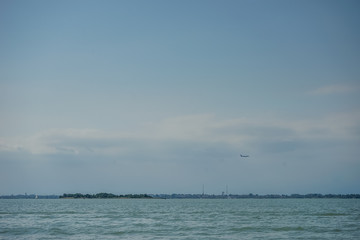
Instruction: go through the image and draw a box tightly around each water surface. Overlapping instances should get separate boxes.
[1,198,359,239]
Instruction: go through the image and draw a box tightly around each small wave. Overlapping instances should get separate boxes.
[229,226,261,232]
[109,231,126,236]
[49,227,73,236]
[14,211,78,215]
[230,226,305,233]
[0,229,10,234]
[272,226,305,232]
[316,213,348,216]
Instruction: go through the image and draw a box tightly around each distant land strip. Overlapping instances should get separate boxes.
[1,193,360,199]
[60,193,152,199]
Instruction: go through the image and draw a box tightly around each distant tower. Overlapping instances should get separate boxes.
[226,185,229,198]
[202,184,205,196]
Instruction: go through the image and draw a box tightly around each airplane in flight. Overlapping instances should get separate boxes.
[240,154,249,157]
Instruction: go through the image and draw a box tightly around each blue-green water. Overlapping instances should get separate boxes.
[1,199,359,239]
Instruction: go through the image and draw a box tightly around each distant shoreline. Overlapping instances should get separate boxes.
[59,193,153,199]
[1,193,360,199]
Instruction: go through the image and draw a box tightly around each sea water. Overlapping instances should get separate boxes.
[0,198,359,239]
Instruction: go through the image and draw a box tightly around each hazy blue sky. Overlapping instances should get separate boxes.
[1,0,360,195]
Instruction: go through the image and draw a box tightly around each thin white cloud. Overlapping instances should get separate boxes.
[308,84,357,95]
[1,112,359,157]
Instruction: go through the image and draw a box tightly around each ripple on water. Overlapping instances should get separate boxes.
[1,199,360,239]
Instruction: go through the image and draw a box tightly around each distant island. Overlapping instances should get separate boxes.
[1,193,360,199]
[60,193,152,199]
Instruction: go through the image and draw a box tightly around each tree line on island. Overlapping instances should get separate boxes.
[60,193,152,199]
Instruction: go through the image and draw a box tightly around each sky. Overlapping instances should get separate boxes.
[1,0,360,195]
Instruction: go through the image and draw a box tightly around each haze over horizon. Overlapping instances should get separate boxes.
[1,0,360,195]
